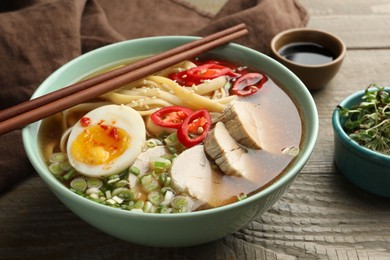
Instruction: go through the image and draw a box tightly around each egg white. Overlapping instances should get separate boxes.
[66,104,146,177]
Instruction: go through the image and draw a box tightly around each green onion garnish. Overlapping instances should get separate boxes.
[129,165,140,176]
[63,169,75,180]
[70,178,87,192]
[87,178,103,189]
[115,180,128,187]
[164,132,178,146]
[146,139,157,148]
[134,200,144,209]
[49,152,67,163]
[112,187,134,201]
[171,196,188,210]
[48,162,63,175]
[107,174,120,184]
[59,161,72,171]
[148,191,162,206]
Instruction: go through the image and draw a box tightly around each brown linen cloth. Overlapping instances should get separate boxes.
[0,0,308,192]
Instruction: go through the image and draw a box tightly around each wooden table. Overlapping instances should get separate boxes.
[1,0,390,259]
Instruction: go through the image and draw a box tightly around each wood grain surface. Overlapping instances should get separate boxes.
[1,0,390,259]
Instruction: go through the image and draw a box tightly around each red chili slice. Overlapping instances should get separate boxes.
[169,63,237,86]
[150,106,194,129]
[80,117,91,127]
[177,109,212,148]
[231,73,268,97]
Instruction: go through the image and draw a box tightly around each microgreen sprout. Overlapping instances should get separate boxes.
[337,83,390,155]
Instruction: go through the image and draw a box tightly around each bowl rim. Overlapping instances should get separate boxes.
[23,35,319,219]
[332,86,390,162]
[270,28,347,69]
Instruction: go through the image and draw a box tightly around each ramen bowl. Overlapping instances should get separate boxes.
[270,28,346,91]
[23,36,318,247]
[332,88,390,198]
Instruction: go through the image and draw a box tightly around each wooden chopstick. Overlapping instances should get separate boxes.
[0,24,248,135]
[0,23,246,123]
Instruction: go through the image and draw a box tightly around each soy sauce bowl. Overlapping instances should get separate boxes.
[332,88,390,198]
[270,28,346,91]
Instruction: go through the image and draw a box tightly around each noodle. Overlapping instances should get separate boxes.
[145,76,226,112]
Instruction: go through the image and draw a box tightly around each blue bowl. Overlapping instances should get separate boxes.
[332,87,390,198]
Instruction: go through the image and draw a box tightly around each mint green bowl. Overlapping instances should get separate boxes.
[333,88,390,198]
[22,36,318,247]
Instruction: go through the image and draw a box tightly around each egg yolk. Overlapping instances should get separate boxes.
[70,124,130,165]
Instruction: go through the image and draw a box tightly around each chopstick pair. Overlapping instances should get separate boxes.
[0,23,248,136]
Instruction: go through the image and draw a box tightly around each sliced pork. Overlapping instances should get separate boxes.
[219,101,262,149]
[204,122,247,177]
[170,145,245,208]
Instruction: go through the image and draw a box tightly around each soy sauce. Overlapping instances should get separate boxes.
[279,42,334,65]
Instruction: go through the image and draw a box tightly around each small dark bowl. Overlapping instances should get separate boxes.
[270,28,346,91]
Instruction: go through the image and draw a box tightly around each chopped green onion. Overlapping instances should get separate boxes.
[112,187,134,201]
[237,193,247,201]
[146,139,158,148]
[160,186,174,194]
[141,174,152,186]
[149,157,172,171]
[109,174,119,180]
[49,153,67,163]
[70,188,86,196]
[63,169,75,180]
[164,132,178,146]
[129,165,140,176]
[59,161,72,171]
[164,176,171,187]
[105,190,112,199]
[171,196,188,210]
[70,178,87,192]
[148,191,162,206]
[118,169,128,179]
[161,190,174,206]
[134,200,144,209]
[159,174,172,187]
[107,174,120,184]
[86,187,101,196]
[127,201,135,208]
[143,201,153,213]
[128,173,137,188]
[143,179,159,192]
[167,146,177,154]
[89,193,100,200]
[106,199,116,205]
[115,180,128,187]
[112,195,124,204]
[87,178,103,189]
[48,162,63,175]
[159,206,171,214]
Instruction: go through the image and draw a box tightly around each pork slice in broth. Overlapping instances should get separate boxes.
[171,145,214,202]
[219,101,262,149]
[204,122,247,177]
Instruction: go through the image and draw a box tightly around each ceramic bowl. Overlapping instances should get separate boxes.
[270,28,346,91]
[23,36,319,247]
[332,87,390,198]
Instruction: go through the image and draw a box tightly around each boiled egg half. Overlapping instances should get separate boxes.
[66,105,146,177]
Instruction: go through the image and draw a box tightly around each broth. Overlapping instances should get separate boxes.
[38,58,303,212]
[279,42,334,65]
